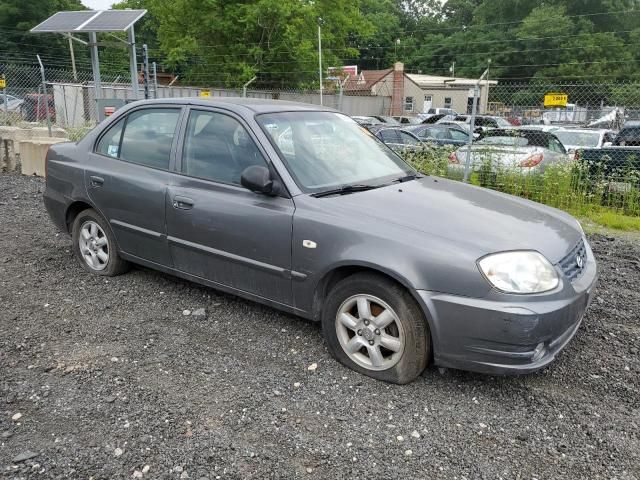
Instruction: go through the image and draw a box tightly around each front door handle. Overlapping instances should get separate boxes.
[173,196,194,210]
[89,175,104,187]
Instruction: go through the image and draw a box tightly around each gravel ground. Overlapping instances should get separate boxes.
[1,171,639,480]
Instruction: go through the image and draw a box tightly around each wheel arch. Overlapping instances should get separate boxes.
[65,200,95,233]
[311,262,431,326]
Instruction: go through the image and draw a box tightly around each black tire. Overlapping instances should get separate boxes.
[71,208,130,276]
[321,273,430,384]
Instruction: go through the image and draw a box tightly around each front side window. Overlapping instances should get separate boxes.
[399,131,420,146]
[449,129,468,141]
[258,111,413,193]
[182,110,267,185]
[119,108,180,169]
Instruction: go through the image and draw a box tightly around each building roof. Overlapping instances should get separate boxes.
[407,73,498,87]
[344,68,393,91]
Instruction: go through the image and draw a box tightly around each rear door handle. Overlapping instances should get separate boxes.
[173,196,194,210]
[89,176,104,187]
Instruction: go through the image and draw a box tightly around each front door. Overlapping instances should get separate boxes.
[86,106,182,266]
[166,108,295,306]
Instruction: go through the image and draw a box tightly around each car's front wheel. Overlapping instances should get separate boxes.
[322,273,430,384]
[71,208,130,276]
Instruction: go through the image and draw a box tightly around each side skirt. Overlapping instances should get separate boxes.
[119,251,313,320]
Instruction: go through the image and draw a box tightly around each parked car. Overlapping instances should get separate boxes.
[371,126,425,153]
[392,115,421,125]
[44,98,596,384]
[452,128,569,173]
[0,94,24,112]
[454,115,513,129]
[427,108,458,116]
[21,93,55,122]
[371,115,400,125]
[404,124,470,147]
[575,122,640,188]
[553,128,617,154]
[351,115,383,126]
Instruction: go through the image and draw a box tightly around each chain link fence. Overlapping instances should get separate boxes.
[2,61,639,218]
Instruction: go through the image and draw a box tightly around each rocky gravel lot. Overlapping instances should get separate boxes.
[1,171,639,479]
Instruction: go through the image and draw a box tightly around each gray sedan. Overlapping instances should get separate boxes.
[43,98,597,384]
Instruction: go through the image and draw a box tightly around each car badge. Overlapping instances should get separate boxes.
[576,254,584,269]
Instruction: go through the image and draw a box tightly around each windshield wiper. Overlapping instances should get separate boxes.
[392,173,422,183]
[311,184,380,198]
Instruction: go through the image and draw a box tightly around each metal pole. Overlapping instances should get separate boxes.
[152,61,158,99]
[317,20,323,106]
[2,75,7,114]
[463,68,489,183]
[127,26,139,99]
[142,44,150,100]
[242,76,257,97]
[338,74,349,112]
[88,32,102,100]
[68,36,78,82]
[36,55,52,137]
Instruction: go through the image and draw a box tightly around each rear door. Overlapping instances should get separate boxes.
[165,107,295,305]
[85,106,182,266]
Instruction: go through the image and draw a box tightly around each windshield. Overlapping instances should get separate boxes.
[257,111,414,192]
[555,130,600,147]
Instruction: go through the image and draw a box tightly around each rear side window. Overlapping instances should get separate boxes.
[379,130,400,143]
[119,108,180,169]
[96,117,125,158]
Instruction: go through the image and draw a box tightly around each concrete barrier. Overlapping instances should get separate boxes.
[0,125,67,172]
[19,137,69,177]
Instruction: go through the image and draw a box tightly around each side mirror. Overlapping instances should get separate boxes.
[240,165,280,195]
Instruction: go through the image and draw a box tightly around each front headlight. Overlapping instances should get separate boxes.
[478,251,559,294]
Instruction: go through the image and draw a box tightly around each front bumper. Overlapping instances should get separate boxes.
[417,238,598,375]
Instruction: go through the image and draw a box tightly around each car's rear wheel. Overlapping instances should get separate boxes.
[71,209,130,276]
[322,273,430,384]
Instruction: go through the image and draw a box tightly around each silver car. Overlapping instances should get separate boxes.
[452,129,569,173]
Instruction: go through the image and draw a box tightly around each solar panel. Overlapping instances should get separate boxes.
[30,11,97,33]
[80,10,146,32]
[30,9,146,33]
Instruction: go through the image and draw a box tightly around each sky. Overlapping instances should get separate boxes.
[82,0,114,10]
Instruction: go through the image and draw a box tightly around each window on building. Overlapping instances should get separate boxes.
[444,97,452,109]
[404,96,414,112]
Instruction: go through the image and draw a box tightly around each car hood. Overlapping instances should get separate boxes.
[322,176,581,263]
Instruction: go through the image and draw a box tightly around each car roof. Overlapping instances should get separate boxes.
[124,97,337,114]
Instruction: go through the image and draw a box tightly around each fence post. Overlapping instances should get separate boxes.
[152,62,158,99]
[2,74,7,114]
[36,55,52,137]
[142,44,150,100]
[462,85,479,183]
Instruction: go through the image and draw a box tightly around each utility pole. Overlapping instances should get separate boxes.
[318,17,323,106]
[450,61,455,78]
[395,38,400,60]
